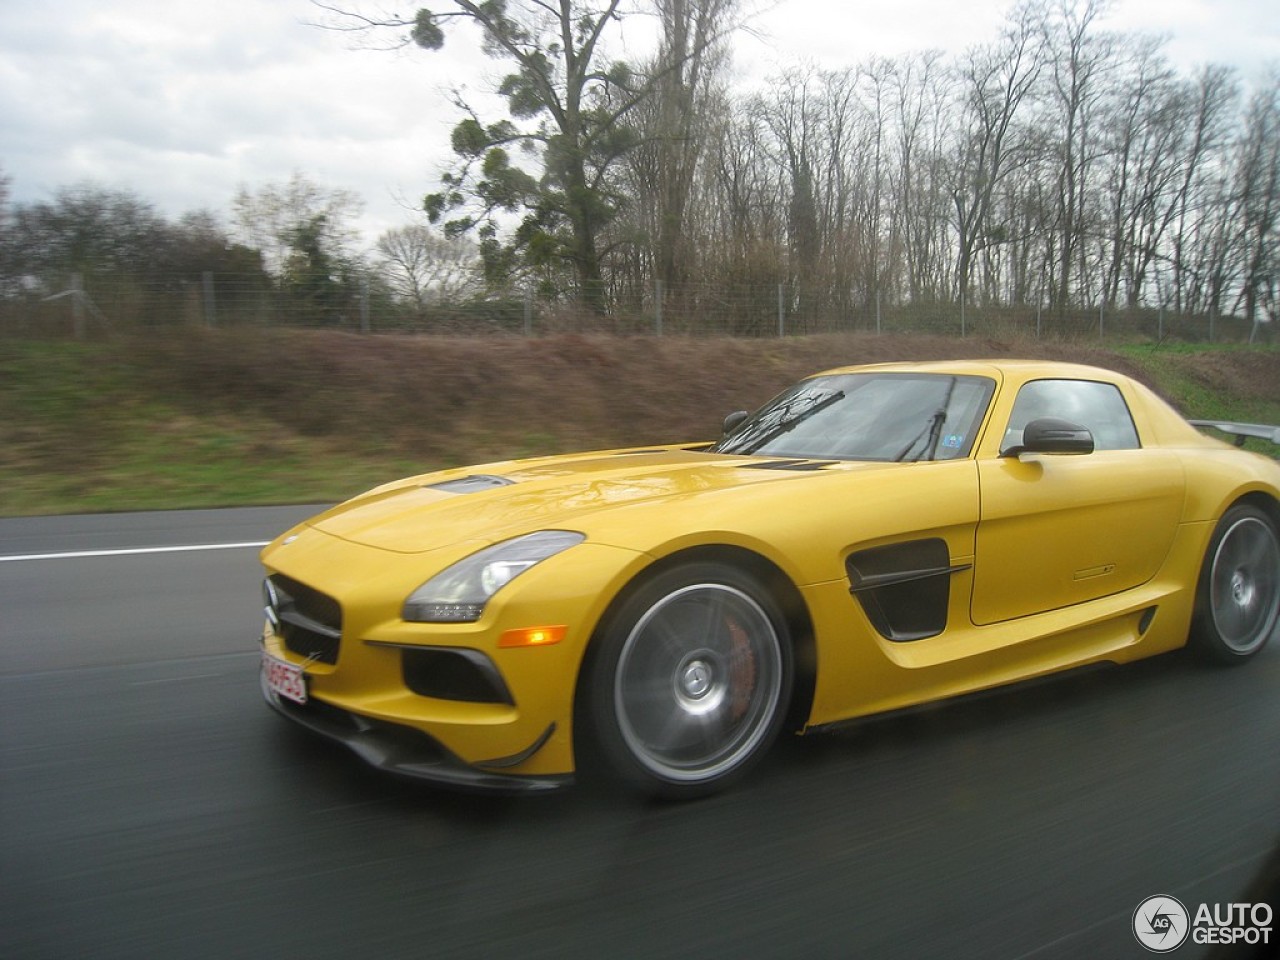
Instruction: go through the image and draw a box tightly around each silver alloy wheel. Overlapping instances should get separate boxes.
[612,582,785,783]
[1208,514,1280,654]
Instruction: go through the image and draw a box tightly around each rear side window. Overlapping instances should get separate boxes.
[1005,379,1140,451]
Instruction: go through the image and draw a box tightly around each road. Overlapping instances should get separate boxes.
[2,506,1277,959]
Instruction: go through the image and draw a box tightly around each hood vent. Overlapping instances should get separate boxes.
[742,459,834,472]
[425,474,516,495]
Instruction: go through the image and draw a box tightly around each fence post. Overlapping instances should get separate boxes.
[71,273,85,339]
[777,284,784,337]
[655,279,664,337]
[202,271,217,327]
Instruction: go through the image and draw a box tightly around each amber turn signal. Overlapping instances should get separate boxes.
[498,625,567,648]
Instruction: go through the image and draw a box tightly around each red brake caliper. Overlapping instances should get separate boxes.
[726,616,757,722]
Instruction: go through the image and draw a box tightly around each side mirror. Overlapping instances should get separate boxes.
[1002,417,1095,457]
[723,410,750,436]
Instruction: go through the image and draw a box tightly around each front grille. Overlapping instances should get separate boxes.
[265,574,342,664]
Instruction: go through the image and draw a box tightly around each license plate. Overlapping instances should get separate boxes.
[262,652,307,705]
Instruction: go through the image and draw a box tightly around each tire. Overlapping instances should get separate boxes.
[1189,504,1280,664]
[583,562,793,799]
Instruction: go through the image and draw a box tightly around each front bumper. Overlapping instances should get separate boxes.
[261,668,571,794]
[257,527,651,793]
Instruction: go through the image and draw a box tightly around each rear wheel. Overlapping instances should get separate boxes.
[584,562,793,798]
[1190,504,1280,664]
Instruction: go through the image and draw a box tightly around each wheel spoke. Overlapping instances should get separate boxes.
[645,707,698,754]
[647,608,694,662]
[622,674,676,709]
[1237,533,1264,569]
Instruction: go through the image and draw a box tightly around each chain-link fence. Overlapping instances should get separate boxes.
[1,271,1272,344]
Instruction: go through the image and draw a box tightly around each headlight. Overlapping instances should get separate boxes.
[402,530,585,623]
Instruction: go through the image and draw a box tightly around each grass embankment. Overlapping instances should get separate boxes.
[1,330,1276,516]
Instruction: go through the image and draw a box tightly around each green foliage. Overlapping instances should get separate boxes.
[230,173,364,323]
[280,214,353,324]
[411,10,443,49]
[0,183,273,318]
[498,57,554,118]
[451,118,489,157]
[412,1,640,307]
[8,185,168,283]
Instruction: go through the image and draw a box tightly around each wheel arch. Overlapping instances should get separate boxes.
[575,543,818,736]
[1198,490,1280,562]
[1233,490,1280,532]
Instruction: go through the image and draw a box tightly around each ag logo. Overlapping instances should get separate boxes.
[1133,895,1190,952]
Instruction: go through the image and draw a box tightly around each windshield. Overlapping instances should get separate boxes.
[712,373,995,462]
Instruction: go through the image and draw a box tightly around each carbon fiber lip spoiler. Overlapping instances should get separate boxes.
[1189,420,1280,446]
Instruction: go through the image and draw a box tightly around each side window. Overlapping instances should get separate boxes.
[1005,379,1140,451]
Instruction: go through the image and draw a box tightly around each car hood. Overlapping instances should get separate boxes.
[304,446,891,554]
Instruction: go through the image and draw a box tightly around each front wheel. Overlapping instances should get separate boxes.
[1190,504,1280,664]
[583,562,793,799]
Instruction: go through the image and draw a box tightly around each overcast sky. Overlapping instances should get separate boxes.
[2,0,1276,251]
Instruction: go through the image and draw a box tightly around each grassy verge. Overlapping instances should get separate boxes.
[0,339,425,514]
[1,331,1276,517]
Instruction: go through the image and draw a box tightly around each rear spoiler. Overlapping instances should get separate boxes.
[1189,420,1280,447]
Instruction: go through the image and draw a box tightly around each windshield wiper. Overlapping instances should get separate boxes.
[893,378,957,462]
[725,391,845,455]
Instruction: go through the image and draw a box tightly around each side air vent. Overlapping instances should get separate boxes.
[1138,606,1157,635]
[846,539,970,642]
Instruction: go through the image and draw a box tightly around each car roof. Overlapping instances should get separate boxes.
[812,359,1125,383]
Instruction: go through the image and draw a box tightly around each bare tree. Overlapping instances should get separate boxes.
[886,51,952,303]
[1168,66,1238,314]
[1096,35,1180,308]
[948,1,1046,306]
[231,171,363,278]
[757,66,829,321]
[375,224,480,310]
[1232,74,1280,330]
[648,0,738,291]
[1043,0,1114,317]
[693,108,788,330]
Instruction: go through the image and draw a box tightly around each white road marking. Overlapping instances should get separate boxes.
[0,541,270,563]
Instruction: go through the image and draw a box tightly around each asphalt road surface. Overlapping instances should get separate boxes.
[2,506,1278,960]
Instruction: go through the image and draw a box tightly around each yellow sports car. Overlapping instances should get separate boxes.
[259,360,1280,797]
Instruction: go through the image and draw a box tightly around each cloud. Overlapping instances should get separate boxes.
[0,0,475,244]
[1,0,1275,251]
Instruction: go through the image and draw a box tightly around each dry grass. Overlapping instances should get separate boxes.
[1,329,1275,515]
[124,328,1169,457]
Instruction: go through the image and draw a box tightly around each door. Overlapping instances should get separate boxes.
[971,379,1185,626]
